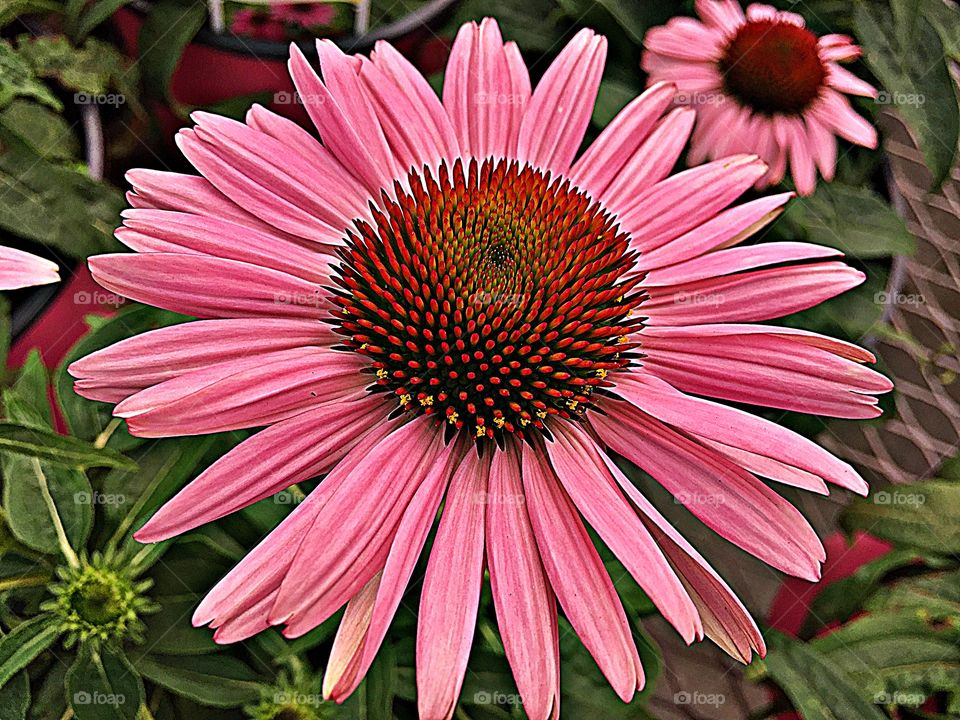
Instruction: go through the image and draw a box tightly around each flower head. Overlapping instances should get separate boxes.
[0,246,59,290]
[71,17,891,719]
[643,0,878,194]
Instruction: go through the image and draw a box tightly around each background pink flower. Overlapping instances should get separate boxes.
[642,0,879,195]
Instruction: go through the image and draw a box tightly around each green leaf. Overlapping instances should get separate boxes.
[0,423,136,470]
[812,613,960,709]
[135,654,262,708]
[5,350,53,428]
[0,128,124,259]
[138,0,205,103]
[15,35,131,97]
[451,0,565,52]
[855,1,959,188]
[592,79,641,129]
[841,481,960,555]
[75,0,135,41]
[0,670,29,720]
[0,615,60,688]
[0,100,78,161]
[591,0,649,42]
[782,181,915,258]
[140,597,217,656]
[867,568,960,621]
[761,630,886,720]
[0,41,60,110]
[67,644,144,720]
[2,453,92,554]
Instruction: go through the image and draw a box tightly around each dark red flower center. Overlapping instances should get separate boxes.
[720,20,826,115]
[330,158,644,445]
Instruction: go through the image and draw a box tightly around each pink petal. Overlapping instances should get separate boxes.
[643,17,725,61]
[517,29,607,173]
[695,0,745,33]
[546,423,702,643]
[0,246,59,290]
[114,347,367,437]
[134,394,393,541]
[591,401,825,580]
[521,444,643,701]
[89,253,329,320]
[417,448,489,720]
[810,89,878,149]
[570,82,677,199]
[69,318,333,403]
[487,443,559,720]
[826,64,877,98]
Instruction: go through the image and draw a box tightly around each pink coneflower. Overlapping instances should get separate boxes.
[70,18,891,719]
[272,2,336,29]
[642,0,878,195]
[231,8,288,42]
[0,246,59,290]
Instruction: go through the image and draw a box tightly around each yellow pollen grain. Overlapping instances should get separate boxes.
[475,424,486,437]
[400,393,412,405]
[376,368,388,379]
[419,395,434,406]
[493,416,505,428]
[447,411,459,424]
[536,409,547,419]
[596,368,608,379]
[359,343,369,351]
[519,417,530,426]
[617,335,628,344]
[566,399,579,410]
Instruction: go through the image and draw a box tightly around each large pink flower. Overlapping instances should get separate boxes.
[642,0,878,195]
[70,18,890,719]
[0,246,59,290]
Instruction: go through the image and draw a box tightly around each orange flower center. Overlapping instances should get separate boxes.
[329,158,644,445]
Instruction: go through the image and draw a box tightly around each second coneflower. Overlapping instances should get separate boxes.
[643,0,878,195]
[70,17,890,720]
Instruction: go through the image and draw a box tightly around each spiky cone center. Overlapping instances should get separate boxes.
[44,558,155,646]
[720,20,826,115]
[330,158,644,446]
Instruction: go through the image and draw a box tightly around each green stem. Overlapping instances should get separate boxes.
[0,574,50,592]
[31,458,80,568]
[93,418,122,449]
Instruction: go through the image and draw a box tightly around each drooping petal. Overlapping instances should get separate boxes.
[417,449,489,720]
[486,443,559,720]
[0,246,59,290]
[521,444,644,700]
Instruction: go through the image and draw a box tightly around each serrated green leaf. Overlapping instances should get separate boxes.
[67,644,144,720]
[842,481,960,555]
[0,100,78,161]
[134,654,263,708]
[2,453,92,554]
[15,35,130,97]
[0,423,136,470]
[782,181,915,258]
[0,615,60,688]
[763,630,886,720]
[0,41,60,110]
[0,128,124,259]
[6,350,53,428]
[855,1,959,188]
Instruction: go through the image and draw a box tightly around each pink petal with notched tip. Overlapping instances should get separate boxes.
[695,0,745,33]
[591,400,825,580]
[810,89,878,149]
[323,437,465,701]
[643,261,865,324]
[486,444,559,720]
[271,418,447,636]
[597,452,765,663]
[644,16,727,61]
[521,445,644,702]
[546,422,702,643]
[89,253,329,320]
[417,448,489,720]
[610,372,868,494]
[68,318,332,404]
[516,29,607,174]
[114,347,367,438]
[570,82,677,199]
[134,394,393,542]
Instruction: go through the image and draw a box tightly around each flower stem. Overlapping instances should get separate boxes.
[31,458,80,568]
